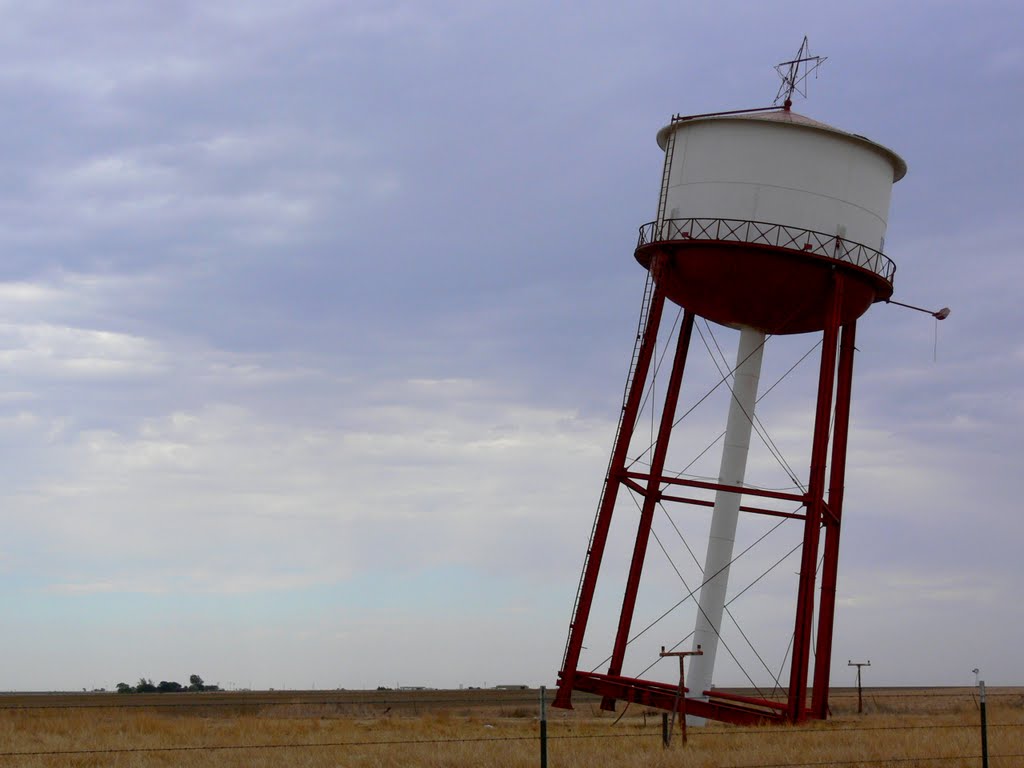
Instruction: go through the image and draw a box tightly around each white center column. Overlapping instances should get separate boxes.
[687,325,765,723]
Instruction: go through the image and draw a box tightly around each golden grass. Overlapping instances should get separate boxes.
[0,688,1021,767]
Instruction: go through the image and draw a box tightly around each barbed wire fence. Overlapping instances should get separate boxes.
[0,688,1021,766]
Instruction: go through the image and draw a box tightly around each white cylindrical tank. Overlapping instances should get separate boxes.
[657,110,906,254]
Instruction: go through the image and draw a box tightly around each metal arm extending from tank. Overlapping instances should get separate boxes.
[885,298,951,320]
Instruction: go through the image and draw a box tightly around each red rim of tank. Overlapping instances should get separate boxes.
[634,217,896,335]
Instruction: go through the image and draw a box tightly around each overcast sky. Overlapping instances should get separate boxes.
[1,1,1021,693]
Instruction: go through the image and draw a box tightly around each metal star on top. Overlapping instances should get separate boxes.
[774,36,827,106]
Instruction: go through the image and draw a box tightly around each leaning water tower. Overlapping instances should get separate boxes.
[553,42,908,725]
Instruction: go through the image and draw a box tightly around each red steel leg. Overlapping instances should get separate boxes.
[810,320,857,719]
[554,261,670,709]
[602,311,695,710]
[788,273,844,723]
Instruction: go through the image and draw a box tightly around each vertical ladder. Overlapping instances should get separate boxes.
[655,120,679,234]
[620,268,656,410]
[560,263,658,677]
[558,116,677,696]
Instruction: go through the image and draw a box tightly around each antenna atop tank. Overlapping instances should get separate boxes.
[774,36,827,108]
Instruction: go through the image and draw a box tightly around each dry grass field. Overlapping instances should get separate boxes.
[1,687,1021,767]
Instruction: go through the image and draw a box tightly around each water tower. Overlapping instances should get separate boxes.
[553,44,908,725]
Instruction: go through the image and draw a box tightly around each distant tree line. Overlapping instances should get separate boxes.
[115,674,219,694]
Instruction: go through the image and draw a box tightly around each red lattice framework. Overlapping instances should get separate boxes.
[553,222,878,725]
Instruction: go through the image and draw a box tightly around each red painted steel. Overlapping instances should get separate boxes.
[787,272,844,722]
[635,239,888,334]
[571,671,782,726]
[703,689,789,712]
[603,311,695,710]
[557,228,882,725]
[811,320,857,718]
[623,471,808,504]
[553,259,669,710]
[656,493,807,521]
[636,219,895,283]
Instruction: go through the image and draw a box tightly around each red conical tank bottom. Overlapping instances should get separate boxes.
[634,241,893,334]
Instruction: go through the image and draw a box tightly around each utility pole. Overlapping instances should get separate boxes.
[661,644,703,745]
[848,660,870,714]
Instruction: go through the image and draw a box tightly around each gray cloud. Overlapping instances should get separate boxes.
[0,0,1020,690]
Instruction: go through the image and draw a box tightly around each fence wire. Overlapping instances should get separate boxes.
[1,690,1021,765]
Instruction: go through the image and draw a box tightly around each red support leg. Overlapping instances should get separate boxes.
[811,320,857,719]
[602,311,695,709]
[788,273,844,723]
[554,262,670,709]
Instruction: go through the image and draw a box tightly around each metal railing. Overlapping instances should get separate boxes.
[636,218,896,284]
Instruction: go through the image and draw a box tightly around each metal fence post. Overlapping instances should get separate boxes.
[539,686,548,768]
[979,680,988,768]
